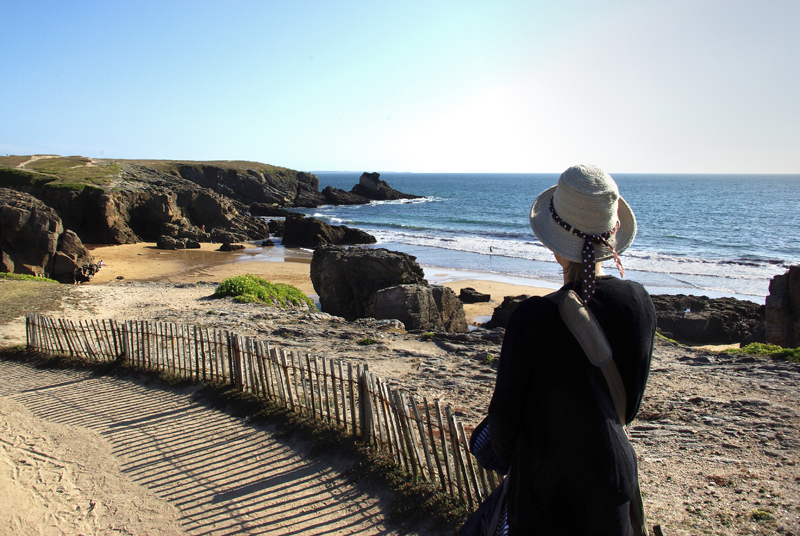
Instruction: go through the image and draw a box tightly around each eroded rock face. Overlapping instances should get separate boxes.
[282,214,376,248]
[0,188,95,282]
[175,165,326,208]
[310,246,427,321]
[367,284,468,332]
[30,166,269,245]
[766,266,800,348]
[651,294,764,345]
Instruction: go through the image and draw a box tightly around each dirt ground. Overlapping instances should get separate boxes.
[1,244,798,535]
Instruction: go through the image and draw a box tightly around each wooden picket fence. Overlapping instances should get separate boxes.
[25,313,502,508]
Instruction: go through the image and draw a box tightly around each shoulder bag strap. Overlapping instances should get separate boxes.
[546,289,627,424]
[546,289,649,536]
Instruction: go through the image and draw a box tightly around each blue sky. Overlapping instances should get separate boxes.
[2,0,798,173]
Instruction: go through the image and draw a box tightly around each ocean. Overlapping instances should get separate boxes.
[288,172,800,304]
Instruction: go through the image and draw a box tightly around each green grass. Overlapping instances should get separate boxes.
[212,274,315,309]
[0,156,119,191]
[357,337,377,345]
[0,273,59,283]
[725,343,800,363]
[750,509,773,521]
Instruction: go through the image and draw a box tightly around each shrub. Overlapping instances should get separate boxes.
[726,343,800,363]
[213,274,315,309]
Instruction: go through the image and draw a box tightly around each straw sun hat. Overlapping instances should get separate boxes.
[530,165,636,299]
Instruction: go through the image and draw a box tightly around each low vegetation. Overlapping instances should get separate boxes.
[0,278,66,329]
[0,155,119,191]
[725,343,800,363]
[212,274,315,309]
[0,273,58,283]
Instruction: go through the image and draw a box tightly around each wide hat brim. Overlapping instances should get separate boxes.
[529,185,637,264]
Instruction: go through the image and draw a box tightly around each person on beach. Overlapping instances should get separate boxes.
[487,165,656,535]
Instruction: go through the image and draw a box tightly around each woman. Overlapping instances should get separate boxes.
[488,164,656,535]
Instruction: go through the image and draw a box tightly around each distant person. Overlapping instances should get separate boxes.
[480,165,656,535]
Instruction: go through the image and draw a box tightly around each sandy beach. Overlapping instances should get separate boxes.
[86,242,555,323]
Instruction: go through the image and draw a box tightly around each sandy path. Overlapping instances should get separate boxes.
[0,359,415,535]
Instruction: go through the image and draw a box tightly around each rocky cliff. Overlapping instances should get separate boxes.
[0,158,274,246]
[0,156,420,282]
[0,188,97,283]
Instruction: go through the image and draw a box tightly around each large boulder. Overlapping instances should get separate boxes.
[651,294,764,345]
[282,213,376,248]
[0,188,95,283]
[367,284,468,332]
[460,287,491,303]
[350,172,423,201]
[765,266,800,348]
[311,246,427,321]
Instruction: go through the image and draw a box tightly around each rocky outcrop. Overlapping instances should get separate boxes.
[766,266,800,348]
[310,246,427,321]
[351,172,423,201]
[459,287,491,303]
[218,243,245,252]
[248,203,292,217]
[651,294,764,345]
[174,164,325,208]
[282,214,376,248]
[321,186,370,206]
[2,158,421,257]
[484,294,531,330]
[367,284,468,332]
[17,166,270,246]
[0,188,96,283]
[267,219,284,237]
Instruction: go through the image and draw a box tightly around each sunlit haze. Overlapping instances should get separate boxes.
[2,0,798,173]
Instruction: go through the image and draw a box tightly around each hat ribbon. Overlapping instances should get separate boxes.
[549,197,625,302]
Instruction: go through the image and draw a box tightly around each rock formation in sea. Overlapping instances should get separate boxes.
[321,172,424,206]
[351,172,423,201]
[766,265,800,348]
[0,188,97,282]
[281,214,376,248]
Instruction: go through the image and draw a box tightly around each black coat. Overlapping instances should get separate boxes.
[488,276,656,535]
